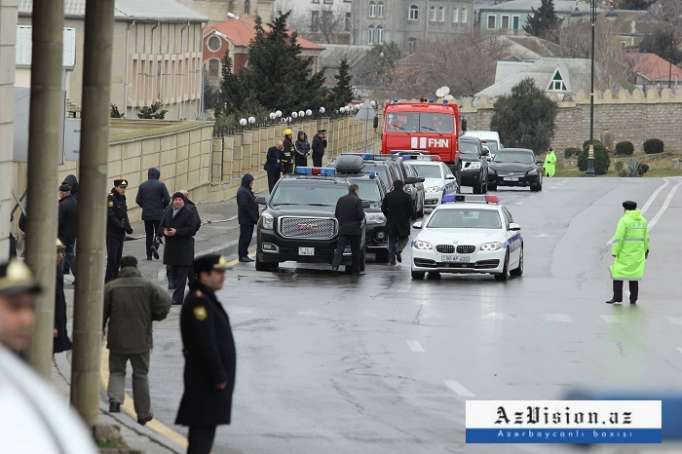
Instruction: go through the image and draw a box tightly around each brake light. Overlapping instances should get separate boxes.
[485,195,499,204]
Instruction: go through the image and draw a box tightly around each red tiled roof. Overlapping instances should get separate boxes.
[205,16,323,51]
[625,52,682,82]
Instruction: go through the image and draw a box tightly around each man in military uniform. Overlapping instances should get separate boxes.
[106,179,133,282]
[0,259,41,358]
[281,128,294,175]
[176,254,236,454]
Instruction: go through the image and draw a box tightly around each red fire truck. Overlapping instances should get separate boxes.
[381,101,466,173]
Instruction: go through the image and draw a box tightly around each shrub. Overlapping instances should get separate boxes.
[643,138,664,154]
[577,140,610,175]
[564,147,580,159]
[638,163,650,176]
[614,141,634,156]
[615,161,626,176]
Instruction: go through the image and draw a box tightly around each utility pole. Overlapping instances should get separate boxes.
[25,0,64,378]
[70,0,115,426]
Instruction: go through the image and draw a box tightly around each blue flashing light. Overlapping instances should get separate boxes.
[294,167,313,175]
[441,194,466,204]
[319,167,336,177]
[368,172,377,179]
[362,153,374,160]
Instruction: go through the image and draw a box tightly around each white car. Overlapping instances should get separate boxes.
[403,160,458,212]
[410,195,523,281]
[463,130,503,156]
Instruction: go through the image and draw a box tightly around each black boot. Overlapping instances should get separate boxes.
[109,401,121,413]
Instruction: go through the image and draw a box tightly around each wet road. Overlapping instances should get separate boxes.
[147,177,682,454]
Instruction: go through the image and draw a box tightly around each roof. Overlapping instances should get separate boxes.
[476,57,591,97]
[384,103,458,113]
[498,35,561,61]
[320,44,373,69]
[205,16,322,50]
[17,0,207,22]
[479,0,591,14]
[625,52,682,82]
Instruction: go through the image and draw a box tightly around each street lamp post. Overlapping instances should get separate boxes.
[586,0,596,176]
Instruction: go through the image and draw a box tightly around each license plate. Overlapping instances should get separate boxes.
[504,177,519,182]
[441,254,470,263]
[298,247,315,256]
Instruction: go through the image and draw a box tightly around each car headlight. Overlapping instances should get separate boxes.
[261,213,274,229]
[480,241,503,251]
[426,185,443,192]
[467,161,481,169]
[412,239,433,250]
[366,213,386,224]
[527,168,538,176]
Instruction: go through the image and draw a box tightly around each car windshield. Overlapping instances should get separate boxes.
[493,151,534,164]
[427,209,502,229]
[459,141,480,157]
[271,183,348,207]
[482,142,499,154]
[363,165,391,188]
[408,164,442,179]
[352,179,382,203]
[385,112,454,133]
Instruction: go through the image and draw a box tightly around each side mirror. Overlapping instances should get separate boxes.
[412,221,423,229]
[508,222,521,231]
[404,177,418,185]
[461,118,468,132]
[446,174,455,180]
[481,148,490,156]
[255,196,268,205]
[361,200,371,209]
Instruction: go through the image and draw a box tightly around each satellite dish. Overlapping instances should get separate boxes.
[435,86,450,98]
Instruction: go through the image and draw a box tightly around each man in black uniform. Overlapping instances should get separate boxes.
[176,254,236,454]
[381,180,414,265]
[311,129,327,167]
[106,179,132,282]
[281,128,294,175]
[332,184,365,274]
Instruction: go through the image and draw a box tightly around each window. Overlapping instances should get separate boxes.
[501,15,509,29]
[376,25,384,43]
[487,15,496,29]
[408,4,419,21]
[368,25,375,44]
[322,10,333,26]
[407,37,417,52]
[207,35,221,52]
[385,112,454,133]
[452,8,459,23]
[429,5,437,21]
[208,59,220,78]
[438,6,445,22]
[312,0,320,3]
[547,69,568,91]
[369,1,376,17]
[323,0,333,4]
[345,12,352,31]
[461,8,468,23]
[512,16,520,30]
[311,11,320,31]
[377,1,384,17]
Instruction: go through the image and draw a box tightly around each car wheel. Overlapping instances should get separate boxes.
[427,271,441,280]
[256,255,278,272]
[375,249,390,263]
[411,270,425,280]
[510,246,524,277]
[530,183,541,192]
[494,251,510,281]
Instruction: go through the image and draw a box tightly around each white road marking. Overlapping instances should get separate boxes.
[649,182,680,230]
[607,178,670,245]
[535,233,552,238]
[445,380,475,398]
[667,317,682,326]
[482,312,506,320]
[544,313,573,323]
[600,314,624,324]
[406,340,425,352]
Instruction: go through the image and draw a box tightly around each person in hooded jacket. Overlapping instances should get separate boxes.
[136,168,171,260]
[544,148,557,177]
[62,174,79,201]
[160,193,198,305]
[237,174,258,263]
[294,130,310,168]
[58,183,78,278]
[311,129,327,167]
[605,201,650,305]
[264,142,283,193]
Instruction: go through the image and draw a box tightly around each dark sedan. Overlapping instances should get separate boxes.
[458,136,489,194]
[488,148,543,192]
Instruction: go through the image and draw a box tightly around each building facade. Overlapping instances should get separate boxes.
[178,0,275,23]
[477,0,590,34]
[17,0,207,120]
[352,0,474,52]
[275,0,352,44]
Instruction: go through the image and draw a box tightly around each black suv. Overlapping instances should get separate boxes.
[458,136,490,194]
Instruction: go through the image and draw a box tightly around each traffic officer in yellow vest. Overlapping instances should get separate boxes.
[544,148,557,177]
[605,200,649,305]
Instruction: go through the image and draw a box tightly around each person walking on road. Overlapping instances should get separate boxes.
[136,168,170,261]
[381,180,414,265]
[164,190,201,291]
[54,240,72,354]
[264,142,283,192]
[544,148,557,177]
[281,128,294,175]
[106,179,132,282]
[0,259,41,358]
[311,129,327,167]
[58,182,78,279]
[104,256,171,425]
[160,193,198,305]
[176,254,236,454]
[237,174,258,263]
[332,184,365,274]
[605,200,649,305]
[294,130,310,168]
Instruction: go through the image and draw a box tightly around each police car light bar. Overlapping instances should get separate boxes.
[399,154,441,161]
[441,194,499,204]
[294,167,336,176]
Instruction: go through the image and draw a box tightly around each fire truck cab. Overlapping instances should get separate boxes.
[381,101,465,176]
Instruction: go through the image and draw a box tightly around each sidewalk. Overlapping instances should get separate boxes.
[55,196,252,453]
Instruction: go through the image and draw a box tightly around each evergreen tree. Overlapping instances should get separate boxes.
[328,58,353,111]
[215,54,248,115]
[523,0,560,42]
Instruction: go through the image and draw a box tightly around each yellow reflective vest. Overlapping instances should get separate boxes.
[544,151,557,177]
[610,210,649,280]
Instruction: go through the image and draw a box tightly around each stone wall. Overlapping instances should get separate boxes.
[458,88,682,155]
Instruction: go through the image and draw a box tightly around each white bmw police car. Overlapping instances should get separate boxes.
[410,194,523,281]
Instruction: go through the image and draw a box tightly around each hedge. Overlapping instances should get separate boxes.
[643,138,664,154]
[577,141,610,175]
[614,141,634,156]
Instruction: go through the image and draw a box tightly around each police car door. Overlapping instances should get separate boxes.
[502,207,521,267]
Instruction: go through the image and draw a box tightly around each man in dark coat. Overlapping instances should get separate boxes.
[163,190,201,291]
[381,180,414,265]
[62,174,79,200]
[294,130,310,168]
[106,179,132,282]
[160,192,197,305]
[332,184,365,274]
[104,256,170,424]
[264,142,283,193]
[237,174,258,263]
[136,168,170,260]
[176,254,236,454]
[281,129,294,175]
[54,240,72,354]
[58,183,78,278]
[311,129,327,167]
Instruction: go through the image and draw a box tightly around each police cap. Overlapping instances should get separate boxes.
[193,254,228,275]
[0,260,42,296]
[113,179,128,188]
[622,200,637,210]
